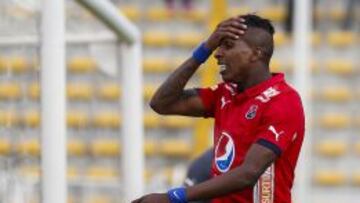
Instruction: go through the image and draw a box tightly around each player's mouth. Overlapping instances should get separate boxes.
[219,64,228,74]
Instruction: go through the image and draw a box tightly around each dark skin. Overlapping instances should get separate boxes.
[133,16,277,203]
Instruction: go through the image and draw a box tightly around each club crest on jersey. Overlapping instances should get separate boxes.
[215,132,235,173]
[245,105,258,120]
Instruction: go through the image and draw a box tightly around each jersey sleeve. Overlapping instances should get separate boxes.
[196,84,221,117]
[255,96,303,156]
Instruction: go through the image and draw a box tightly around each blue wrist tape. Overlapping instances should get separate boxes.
[192,42,212,64]
[167,187,187,203]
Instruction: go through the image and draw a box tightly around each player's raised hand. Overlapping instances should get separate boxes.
[205,16,247,51]
[131,193,169,203]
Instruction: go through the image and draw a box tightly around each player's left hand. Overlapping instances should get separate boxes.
[131,193,169,203]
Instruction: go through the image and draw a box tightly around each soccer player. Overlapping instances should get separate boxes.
[132,14,305,203]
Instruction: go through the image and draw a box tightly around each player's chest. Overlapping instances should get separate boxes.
[214,96,265,138]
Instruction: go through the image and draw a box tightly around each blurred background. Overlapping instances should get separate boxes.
[0,0,358,202]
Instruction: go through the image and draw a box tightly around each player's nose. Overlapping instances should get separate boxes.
[214,48,224,61]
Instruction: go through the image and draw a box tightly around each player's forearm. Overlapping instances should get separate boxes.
[186,166,260,201]
[150,57,200,113]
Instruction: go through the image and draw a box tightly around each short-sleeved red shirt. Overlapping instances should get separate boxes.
[198,73,305,203]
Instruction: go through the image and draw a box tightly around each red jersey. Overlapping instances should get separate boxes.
[198,73,305,203]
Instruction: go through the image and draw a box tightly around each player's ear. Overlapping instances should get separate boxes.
[250,47,262,62]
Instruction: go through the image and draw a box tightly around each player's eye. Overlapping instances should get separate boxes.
[224,41,234,49]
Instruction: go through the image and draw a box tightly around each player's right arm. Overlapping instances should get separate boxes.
[150,16,247,117]
[150,57,206,117]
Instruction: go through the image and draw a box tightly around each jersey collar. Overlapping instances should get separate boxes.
[243,73,285,98]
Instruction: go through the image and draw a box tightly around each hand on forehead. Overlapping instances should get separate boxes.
[217,16,248,39]
[223,16,273,48]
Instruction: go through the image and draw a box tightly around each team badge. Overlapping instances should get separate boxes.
[215,132,235,173]
[245,105,258,120]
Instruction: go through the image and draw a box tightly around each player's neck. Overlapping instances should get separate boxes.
[236,66,271,92]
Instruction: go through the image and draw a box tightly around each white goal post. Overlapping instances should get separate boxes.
[293,0,312,202]
[41,1,67,203]
[75,0,144,202]
[41,0,144,203]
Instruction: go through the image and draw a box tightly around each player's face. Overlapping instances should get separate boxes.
[215,37,254,83]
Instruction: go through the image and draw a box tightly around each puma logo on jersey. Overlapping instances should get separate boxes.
[268,125,284,141]
[256,87,280,103]
[221,96,231,109]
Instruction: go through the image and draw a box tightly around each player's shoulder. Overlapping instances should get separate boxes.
[256,81,303,115]
[267,82,303,116]
[204,83,222,92]
[209,82,236,95]
[254,80,296,101]
[276,81,301,102]
[279,81,302,105]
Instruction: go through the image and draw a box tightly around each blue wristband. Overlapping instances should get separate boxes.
[192,42,212,64]
[167,187,187,203]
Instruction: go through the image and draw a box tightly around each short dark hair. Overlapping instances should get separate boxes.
[241,14,275,36]
[239,14,275,64]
